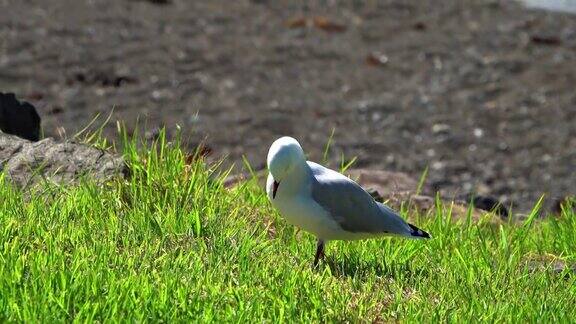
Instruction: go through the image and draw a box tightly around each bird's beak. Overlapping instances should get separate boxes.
[272,181,280,199]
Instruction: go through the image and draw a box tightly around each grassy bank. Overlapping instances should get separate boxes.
[0,135,575,322]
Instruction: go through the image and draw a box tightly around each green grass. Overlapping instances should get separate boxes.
[1,134,575,322]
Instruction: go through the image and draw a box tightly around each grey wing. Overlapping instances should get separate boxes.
[308,162,412,235]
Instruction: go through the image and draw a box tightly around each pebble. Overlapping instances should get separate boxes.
[432,123,450,134]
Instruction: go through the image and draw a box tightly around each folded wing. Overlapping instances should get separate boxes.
[308,161,413,236]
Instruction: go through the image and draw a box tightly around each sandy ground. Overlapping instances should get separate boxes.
[1,0,575,210]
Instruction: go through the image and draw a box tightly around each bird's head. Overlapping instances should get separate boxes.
[267,136,306,198]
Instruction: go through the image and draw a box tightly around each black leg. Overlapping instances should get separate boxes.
[313,239,325,267]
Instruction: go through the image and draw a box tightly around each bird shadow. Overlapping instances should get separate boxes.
[321,255,429,281]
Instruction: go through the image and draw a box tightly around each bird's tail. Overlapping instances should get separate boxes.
[408,223,431,239]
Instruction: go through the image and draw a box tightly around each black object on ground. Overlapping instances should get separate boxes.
[0,92,41,141]
[471,195,510,218]
[552,195,575,215]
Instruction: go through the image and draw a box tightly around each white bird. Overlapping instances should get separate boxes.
[266,136,430,266]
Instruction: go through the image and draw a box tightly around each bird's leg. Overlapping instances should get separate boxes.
[313,239,325,267]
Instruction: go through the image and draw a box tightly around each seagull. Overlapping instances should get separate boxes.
[266,136,430,266]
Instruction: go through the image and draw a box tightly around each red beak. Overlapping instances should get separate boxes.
[272,181,279,199]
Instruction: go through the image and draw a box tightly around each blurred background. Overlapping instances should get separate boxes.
[1,0,575,210]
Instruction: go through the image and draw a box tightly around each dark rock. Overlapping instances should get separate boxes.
[48,106,64,115]
[67,70,136,88]
[0,132,126,188]
[366,187,384,202]
[413,22,426,31]
[469,195,509,218]
[0,93,41,141]
[366,52,389,67]
[530,34,561,46]
[552,195,575,215]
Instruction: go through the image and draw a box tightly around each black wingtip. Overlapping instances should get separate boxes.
[408,223,431,238]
